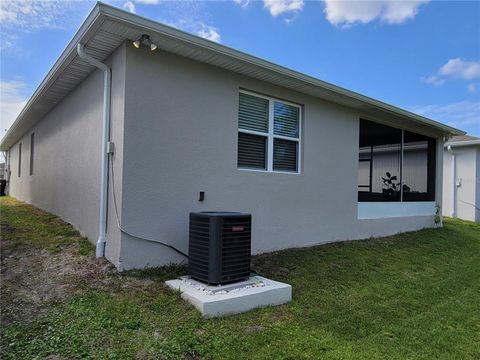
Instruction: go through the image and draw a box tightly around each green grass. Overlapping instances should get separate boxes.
[1,196,479,359]
[0,196,92,255]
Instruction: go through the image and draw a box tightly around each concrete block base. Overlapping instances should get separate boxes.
[165,275,292,318]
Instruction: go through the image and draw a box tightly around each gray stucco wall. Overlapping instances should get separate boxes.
[5,41,446,271]
[7,44,127,267]
[117,44,441,270]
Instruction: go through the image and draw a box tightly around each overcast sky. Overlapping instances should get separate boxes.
[1,0,479,140]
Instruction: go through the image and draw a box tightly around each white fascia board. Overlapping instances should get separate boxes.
[444,140,480,148]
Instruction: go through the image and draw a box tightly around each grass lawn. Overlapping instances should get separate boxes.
[1,196,479,359]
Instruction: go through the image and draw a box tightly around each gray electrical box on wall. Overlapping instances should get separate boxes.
[188,212,251,285]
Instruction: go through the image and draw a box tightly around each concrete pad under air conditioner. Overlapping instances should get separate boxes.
[165,276,292,318]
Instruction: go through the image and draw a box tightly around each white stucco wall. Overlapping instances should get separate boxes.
[116,44,442,270]
[443,145,479,222]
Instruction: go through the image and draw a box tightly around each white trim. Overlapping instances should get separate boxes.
[267,99,274,172]
[237,168,302,176]
[444,140,480,148]
[358,202,436,219]
[446,145,457,218]
[238,128,269,137]
[237,127,302,144]
[239,89,302,108]
[400,129,404,202]
[238,90,302,174]
[273,134,300,142]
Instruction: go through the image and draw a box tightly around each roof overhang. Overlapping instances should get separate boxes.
[0,2,465,151]
[445,140,480,148]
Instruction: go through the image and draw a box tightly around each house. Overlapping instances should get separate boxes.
[443,135,480,222]
[0,3,464,270]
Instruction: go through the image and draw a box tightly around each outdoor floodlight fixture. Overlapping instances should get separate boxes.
[132,34,157,51]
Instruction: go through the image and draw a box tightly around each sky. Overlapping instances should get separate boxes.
[1,0,479,140]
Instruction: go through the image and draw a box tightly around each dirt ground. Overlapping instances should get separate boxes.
[1,219,157,327]
[1,238,109,325]
[0,196,187,334]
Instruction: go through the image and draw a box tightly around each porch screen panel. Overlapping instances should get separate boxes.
[358,148,372,192]
[358,119,436,202]
[358,119,401,202]
[402,131,436,201]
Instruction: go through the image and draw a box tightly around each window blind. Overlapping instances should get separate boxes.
[237,132,267,169]
[273,138,298,172]
[238,92,269,133]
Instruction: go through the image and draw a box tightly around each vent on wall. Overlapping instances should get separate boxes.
[188,212,251,285]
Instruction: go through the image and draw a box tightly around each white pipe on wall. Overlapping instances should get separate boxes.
[77,43,111,258]
[446,145,456,218]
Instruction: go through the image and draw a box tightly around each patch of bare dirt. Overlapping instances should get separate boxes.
[0,238,158,326]
[1,241,110,325]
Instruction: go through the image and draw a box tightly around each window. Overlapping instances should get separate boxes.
[18,143,22,178]
[30,133,35,176]
[237,91,301,173]
[358,119,436,202]
[402,131,436,201]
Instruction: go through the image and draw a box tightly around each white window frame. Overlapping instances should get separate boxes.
[238,89,302,174]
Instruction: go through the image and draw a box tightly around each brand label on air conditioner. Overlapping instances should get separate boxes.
[232,226,244,232]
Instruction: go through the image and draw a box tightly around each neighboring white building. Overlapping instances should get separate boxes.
[443,135,480,222]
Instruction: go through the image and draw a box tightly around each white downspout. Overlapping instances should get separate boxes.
[447,145,456,218]
[77,43,111,258]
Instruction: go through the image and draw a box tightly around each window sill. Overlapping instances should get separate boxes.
[237,168,301,176]
[358,201,436,219]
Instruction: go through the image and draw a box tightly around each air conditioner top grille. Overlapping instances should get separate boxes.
[193,211,250,217]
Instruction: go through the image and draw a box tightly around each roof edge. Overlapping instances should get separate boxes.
[98,2,464,136]
[445,140,480,148]
[1,1,465,151]
[0,3,105,151]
